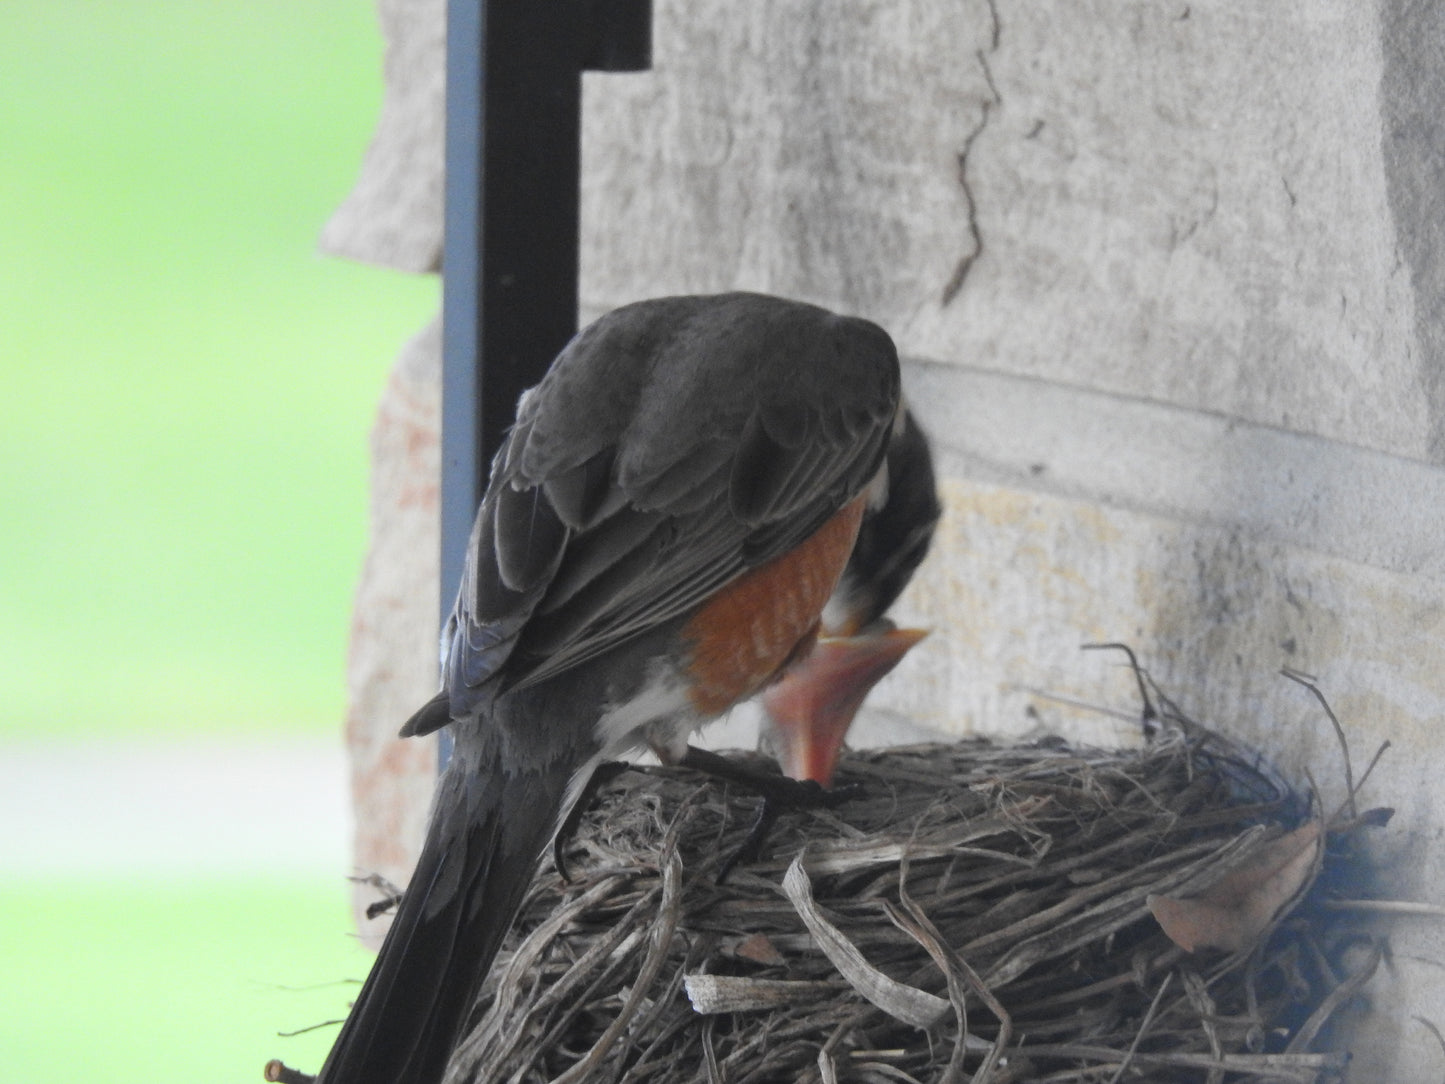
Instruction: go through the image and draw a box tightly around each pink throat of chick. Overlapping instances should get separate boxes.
[762,626,928,787]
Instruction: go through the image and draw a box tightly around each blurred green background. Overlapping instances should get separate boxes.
[2,1,438,741]
[1,1,438,1079]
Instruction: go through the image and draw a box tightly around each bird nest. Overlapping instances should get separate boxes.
[440,711,1387,1083]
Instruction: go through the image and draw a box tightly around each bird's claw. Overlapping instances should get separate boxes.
[677,746,863,881]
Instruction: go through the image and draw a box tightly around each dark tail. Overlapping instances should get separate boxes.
[316,739,573,1084]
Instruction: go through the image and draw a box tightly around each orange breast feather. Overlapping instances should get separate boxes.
[683,496,865,715]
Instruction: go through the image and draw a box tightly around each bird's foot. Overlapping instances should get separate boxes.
[677,746,859,808]
[677,746,862,881]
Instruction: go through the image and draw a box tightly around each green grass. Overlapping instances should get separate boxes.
[0,1,440,739]
[0,9,428,1072]
[0,877,371,1083]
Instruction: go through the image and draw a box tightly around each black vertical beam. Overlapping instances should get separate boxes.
[439,0,651,760]
[442,4,578,619]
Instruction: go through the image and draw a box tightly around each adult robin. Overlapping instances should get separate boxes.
[762,406,940,787]
[315,293,904,1084]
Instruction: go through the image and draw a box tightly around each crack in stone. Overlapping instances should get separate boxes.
[942,0,1002,307]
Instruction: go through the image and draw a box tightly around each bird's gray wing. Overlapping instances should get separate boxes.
[423,294,900,727]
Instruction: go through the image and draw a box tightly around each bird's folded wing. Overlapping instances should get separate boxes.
[442,294,901,713]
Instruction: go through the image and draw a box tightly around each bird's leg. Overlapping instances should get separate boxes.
[552,760,631,883]
[677,746,861,881]
[677,746,857,808]
[715,800,781,883]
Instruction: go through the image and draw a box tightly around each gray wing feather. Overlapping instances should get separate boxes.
[440,293,900,719]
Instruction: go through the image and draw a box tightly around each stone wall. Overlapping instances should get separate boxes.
[323,0,1445,1071]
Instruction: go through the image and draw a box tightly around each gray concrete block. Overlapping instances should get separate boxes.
[581,0,1442,463]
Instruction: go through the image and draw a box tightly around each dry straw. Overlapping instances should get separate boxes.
[438,700,1386,1084]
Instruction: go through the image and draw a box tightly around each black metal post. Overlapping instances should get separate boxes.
[439,0,651,762]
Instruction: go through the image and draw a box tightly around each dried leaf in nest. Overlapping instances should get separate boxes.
[441,734,1377,1084]
[1149,820,1322,953]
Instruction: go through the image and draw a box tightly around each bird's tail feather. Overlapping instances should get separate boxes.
[316,749,571,1084]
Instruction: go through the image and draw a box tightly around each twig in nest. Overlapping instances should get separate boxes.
[890,858,1012,1083]
[263,1059,315,1084]
[1104,971,1172,1084]
[1412,1016,1445,1084]
[1082,641,1159,735]
[350,872,405,919]
[275,1019,345,1038]
[1282,667,1357,822]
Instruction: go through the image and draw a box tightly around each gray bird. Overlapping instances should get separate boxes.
[314,293,903,1084]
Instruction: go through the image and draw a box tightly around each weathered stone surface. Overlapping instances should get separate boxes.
[1379,0,1445,461]
[318,0,444,272]
[342,314,442,946]
[902,359,1445,581]
[581,2,995,324]
[581,1,1441,464]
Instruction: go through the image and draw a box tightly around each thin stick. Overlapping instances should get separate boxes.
[1321,900,1445,917]
[1282,668,1357,820]
[1105,972,1174,1084]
